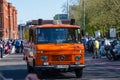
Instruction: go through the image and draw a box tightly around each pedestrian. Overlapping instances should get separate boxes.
[20,40,24,53]
[98,39,106,58]
[103,37,111,46]
[11,40,16,54]
[0,40,3,58]
[93,38,100,59]
[103,37,111,54]
[14,39,21,53]
[83,36,88,52]
[0,73,39,80]
[87,37,94,53]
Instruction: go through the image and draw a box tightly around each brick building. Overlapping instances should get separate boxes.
[0,0,18,40]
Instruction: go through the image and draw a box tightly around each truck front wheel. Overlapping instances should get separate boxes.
[74,69,83,78]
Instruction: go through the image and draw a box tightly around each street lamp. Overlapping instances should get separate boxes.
[82,0,85,36]
[67,0,69,19]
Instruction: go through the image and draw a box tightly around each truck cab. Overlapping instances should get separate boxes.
[24,19,85,78]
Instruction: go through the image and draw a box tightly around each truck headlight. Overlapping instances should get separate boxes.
[75,55,81,61]
[41,56,48,61]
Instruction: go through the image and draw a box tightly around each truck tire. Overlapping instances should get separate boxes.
[74,69,83,78]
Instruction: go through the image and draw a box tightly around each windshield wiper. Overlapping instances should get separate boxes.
[63,40,77,43]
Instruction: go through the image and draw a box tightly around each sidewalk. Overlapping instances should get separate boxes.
[0,53,10,59]
[0,50,16,59]
[0,48,16,59]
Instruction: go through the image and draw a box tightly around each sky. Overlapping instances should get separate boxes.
[7,0,67,24]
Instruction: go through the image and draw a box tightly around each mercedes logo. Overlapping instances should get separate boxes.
[58,55,65,61]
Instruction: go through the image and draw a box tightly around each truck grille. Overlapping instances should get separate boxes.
[51,55,72,61]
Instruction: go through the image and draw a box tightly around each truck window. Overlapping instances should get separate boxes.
[36,28,80,44]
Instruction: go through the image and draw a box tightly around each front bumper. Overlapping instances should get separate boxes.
[34,64,85,70]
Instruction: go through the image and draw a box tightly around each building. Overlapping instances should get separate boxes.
[0,0,18,40]
[54,14,69,20]
[18,24,25,39]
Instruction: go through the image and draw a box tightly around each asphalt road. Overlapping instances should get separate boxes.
[0,53,120,80]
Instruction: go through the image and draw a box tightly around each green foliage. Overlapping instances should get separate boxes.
[67,0,120,37]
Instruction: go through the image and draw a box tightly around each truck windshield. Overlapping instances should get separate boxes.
[36,28,80,44]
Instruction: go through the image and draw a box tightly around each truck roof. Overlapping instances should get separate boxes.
[31,24,80,29]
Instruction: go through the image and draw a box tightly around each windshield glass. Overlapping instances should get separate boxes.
[36,28,80,44]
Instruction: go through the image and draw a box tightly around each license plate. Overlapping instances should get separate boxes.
[55,65,69,68]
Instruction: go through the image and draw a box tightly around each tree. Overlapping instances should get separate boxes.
[62,0,120,38]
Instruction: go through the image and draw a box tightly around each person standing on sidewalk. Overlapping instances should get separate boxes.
[14,39,21,53]
[103,37,111,46]
[0,40,4,58]
[20,40,24,53]
[93,38,100,59]
[83,36,88,52]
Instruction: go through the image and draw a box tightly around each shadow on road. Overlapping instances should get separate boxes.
[0,69,27,80]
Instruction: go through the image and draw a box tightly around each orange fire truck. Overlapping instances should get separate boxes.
[24,19,85,78]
